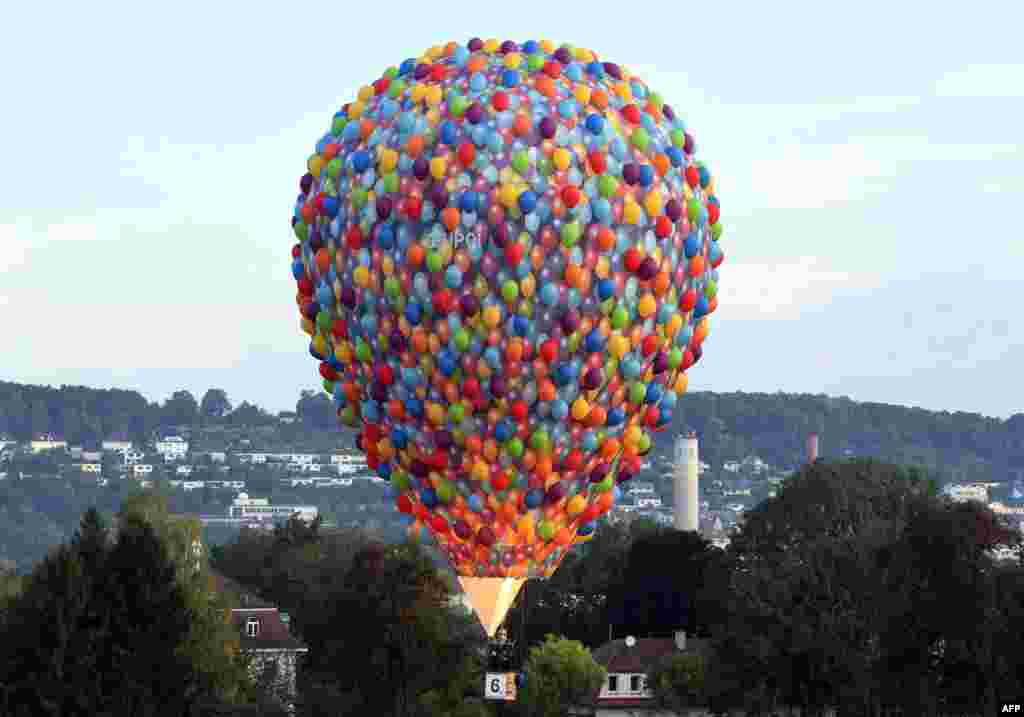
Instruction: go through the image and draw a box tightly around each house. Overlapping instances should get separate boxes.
[131,464,154,476]
[946,483,989,504]
[587,632,711,717]
[237,452,268,465]
[102,437,133,453]
[30,434,67,453]
[123,450,145,466]
[210,571,308,711]
[80,463,102,474]
[155,436,189,460]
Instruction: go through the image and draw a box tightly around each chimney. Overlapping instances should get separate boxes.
[806,433,819,464]
[673,433,699,532]
[674,630,687,651]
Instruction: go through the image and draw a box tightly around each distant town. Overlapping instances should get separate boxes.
[4,427,1022,558]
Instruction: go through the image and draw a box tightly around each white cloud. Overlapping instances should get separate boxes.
[0,296,299,371]
[934,65,1024,98]
[717,257,879,321]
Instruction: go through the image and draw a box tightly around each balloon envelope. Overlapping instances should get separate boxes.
[289,37,724,633]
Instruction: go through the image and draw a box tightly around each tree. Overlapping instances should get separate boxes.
[163,390,200,428]
[608,528,720,639]
[650,653,707,713]
[295,390,334,429]
[298,542,478,717]
[117,492,255,706]
[0,515,211,716]
[517,635,605,717]
[201,389,233,423]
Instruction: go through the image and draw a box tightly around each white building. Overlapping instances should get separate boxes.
[946,483,989,504]
[228,493,318,523]
[80,463,102,474]
[123,450,145,466]
[102,439,133,453]
[30,435,67,453]
[237,453,268,465]
[168,480,207,492]
[635,497,663,509]
[176,465,194,475]
[131,464,154,476]
[330,453,366,466]
[155,436,189,460]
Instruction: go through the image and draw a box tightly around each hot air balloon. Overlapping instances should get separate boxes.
[289,37,724,638]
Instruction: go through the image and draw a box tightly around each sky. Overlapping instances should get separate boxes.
[1,1,1022,419]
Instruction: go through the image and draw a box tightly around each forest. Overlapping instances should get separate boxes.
[2,459,1022,715]
[3,379,1022,480]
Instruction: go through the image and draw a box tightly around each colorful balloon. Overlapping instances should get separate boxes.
[289,38,725,635]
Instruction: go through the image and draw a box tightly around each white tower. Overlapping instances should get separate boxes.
[673,432,699,532]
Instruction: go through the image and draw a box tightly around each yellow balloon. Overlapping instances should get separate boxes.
[307,155,323,179]
[483,304,502,328]
[335,342,353,364]
[644,190,663,217]
[430,156,447,180]
[503,52,523,69]
[552,148,572,172]
[637,293,657,319]
[353,265,370,288]
[609,334,629,358]
[425,84,443,106]
[357,85,374,102]
[674,372,689,395]
[426,402,445,426]
[379,148,398,174]
[624,426,643,448]
[566,494,587,516]
[622,201,641,225]
[571,398,591,421]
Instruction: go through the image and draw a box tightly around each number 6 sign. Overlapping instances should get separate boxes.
[484,672,516,701]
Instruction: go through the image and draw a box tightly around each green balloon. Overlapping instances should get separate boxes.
[598,174,618,198]
[331,116,347,136]
[340,405,356,426]
[391,470,410,492]
[356,340,372,364]
[382,172,399,194]
[388,80,406,99]
[537,157,554,177]
[687,198,701,223]
[705,280,717,299]
[436,481,454,504]
[595,475,615,493]
[512,150,530,176]
[629,382,646,404]
[384,277,401,299]
[630,128,650,152]
[560,220,581,247]
[611,305,629,330]
[670,128,686,147]
[426,251,444,273]
[448,402,465,424]
[326,158,343,179]
[351,187,368,208]
[294,222,308,241]
[502,280,519,302]
[506,438,524,459]
[530,430,550,453]
[322,378,334,394]
[449,95,468,118]
[453,328,470,352]
[668,348,683,369]
[537,521,555,542]
[527,53,545,72]
[711,222,723,241]
[637,434,652,453]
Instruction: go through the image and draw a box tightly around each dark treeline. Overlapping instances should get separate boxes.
[3,379,1023,481]
[2,459,1023,715]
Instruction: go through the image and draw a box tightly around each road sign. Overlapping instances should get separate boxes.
[484,672,517,701]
